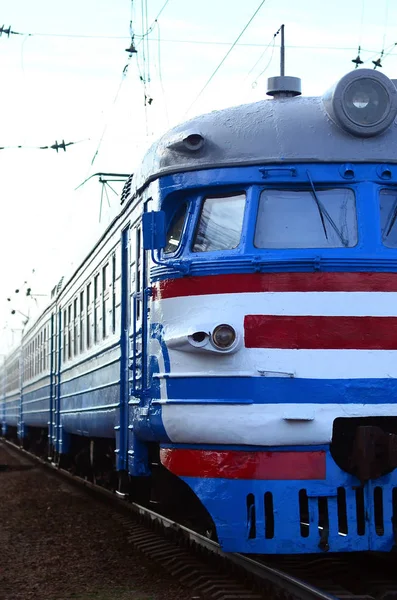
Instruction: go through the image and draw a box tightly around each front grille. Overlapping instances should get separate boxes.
[244,485,397,543]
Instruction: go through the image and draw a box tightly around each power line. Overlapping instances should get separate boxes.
[0,139,88,152]
[0,25,125,39]
[152,0,171,24]
[138,0,172,40]
[90,0,172,166]
[89,64,131,167]
[1,24,393,56]
[251,38,276,86]
[245,26,280,82]
[184,0,268,116]
[145,0,150,82]
[382,0,390,51]
[149,36,393,54]
[358,0,366,47]
[154,20,169,126]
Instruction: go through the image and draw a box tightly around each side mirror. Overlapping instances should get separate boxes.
[142,211,166,250]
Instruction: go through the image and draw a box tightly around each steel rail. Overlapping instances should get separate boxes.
[0,439,338,600]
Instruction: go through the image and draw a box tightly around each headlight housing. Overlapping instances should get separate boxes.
[211,324,236,350]
[322,69,397,137]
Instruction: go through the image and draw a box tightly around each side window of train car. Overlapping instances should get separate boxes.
[192,193,246,252]
[380,189,397,247]
[164,203,188,254]
[254,188,357,248]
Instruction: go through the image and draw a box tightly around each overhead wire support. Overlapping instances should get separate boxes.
[0,24,30,37]
[75,172,130,191]
[373,50,384,69]
[352,45,364,68]
[184,0,268,117]
[74,172,130,222]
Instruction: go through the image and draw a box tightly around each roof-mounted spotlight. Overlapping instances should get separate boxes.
[167,131,205,154]
[322,68,397,137]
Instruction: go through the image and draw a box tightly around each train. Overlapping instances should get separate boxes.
[2,67,397,555]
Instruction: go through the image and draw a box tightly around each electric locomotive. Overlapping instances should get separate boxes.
[2,67,397,555]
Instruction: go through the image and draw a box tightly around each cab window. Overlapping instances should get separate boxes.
[164,203,188,254]
[193,193,246,252]
[254,188,357,248]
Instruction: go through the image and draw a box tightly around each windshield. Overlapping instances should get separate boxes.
[380,189,397,248]
[254,188,357,248]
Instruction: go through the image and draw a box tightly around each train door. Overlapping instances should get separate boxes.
[128,219,150,477]
[130,224,145,399]
[116,220,149,478]
[116,226,130,474]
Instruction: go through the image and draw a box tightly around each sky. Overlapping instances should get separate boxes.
[0,0,396,351]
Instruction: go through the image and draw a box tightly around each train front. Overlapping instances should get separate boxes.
[145,68,397,553]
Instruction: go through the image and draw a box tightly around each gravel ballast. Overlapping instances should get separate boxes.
[0,443,191,600]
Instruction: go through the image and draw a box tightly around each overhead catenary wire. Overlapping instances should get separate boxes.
[359,0,366,48]
[0,139,88,152]
[89,62,131,167]
[155,20,170,126]
[183,0,268,117]
[137,0,171,40]
[251,37,277,87]
[89,0,172,167]
[244,26,281,81]
[0,1,172,40]
[369,0,390,69]
[352,0,366,67]
[382,0,390,53]
[2,23,396,56]
[144,0,150,82]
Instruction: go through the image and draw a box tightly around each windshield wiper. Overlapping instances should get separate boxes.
[306,170,348,247]
[386,198,397,237]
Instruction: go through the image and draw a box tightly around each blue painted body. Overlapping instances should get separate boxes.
[177,447,397,553]
[165,376,397,405]
[1,152,397,554]
[150,163,397,282]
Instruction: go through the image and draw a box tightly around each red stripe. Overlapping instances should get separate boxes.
[160,449,326,480]
[244,315,397,349]
[153,272,397,300]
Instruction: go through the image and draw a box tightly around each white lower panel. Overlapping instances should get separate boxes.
[157,348,397,379]
[161,403,397,445]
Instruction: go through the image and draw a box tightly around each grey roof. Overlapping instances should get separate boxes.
[128,72,397,199]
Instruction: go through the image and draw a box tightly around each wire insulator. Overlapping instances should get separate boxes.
[352,46,364,68]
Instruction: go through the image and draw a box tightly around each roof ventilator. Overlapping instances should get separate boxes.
[266,75,302,98]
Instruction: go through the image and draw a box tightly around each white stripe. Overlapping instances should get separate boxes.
[161,403,397,445]
[155,291,397,317]
[155,348,397,379]
[248,348,397,379]
[150,292,397,384]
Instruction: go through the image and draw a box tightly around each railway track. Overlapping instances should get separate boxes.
[2,439,396,600]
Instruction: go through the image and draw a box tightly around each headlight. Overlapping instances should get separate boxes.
[322,69,397,137]
[212,324,236,350]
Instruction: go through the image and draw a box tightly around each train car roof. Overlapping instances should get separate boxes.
[127,70,397,199]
